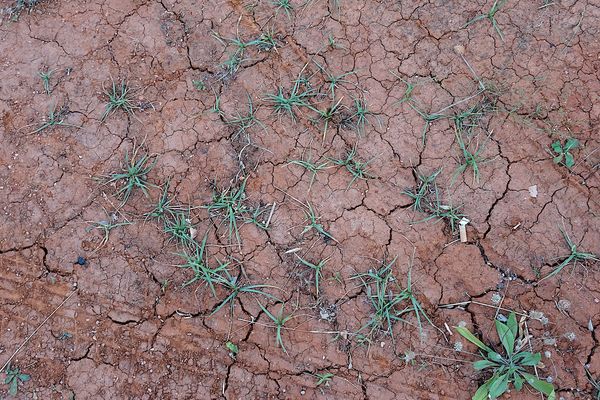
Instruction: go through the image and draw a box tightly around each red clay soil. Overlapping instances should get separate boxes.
[0,0,599,399]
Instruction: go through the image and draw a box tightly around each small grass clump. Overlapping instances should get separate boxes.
[314,61,357,99]
[301,202,337,243]
[330,146,376,190]
[287,153,331,191]
[87,216,132,248]
[272,0,293,19]
[178,235,229,291]
[211,269,279,316]
[145,180,180,222]
[296,255,329,297]
[163,210,197,250]
[550,138,578,169]
[265,81,315,122]
[225,93,263,138]
[38,68,55,94]
[101,79,140,121]
[205,179,248,245]
[314,372,334,387]
[584,366,600,400]
[3,363,30,397]
[452,127,487,185]
[455,312,555,400]
[32,104,79,134]
[258,302,294,353]
[463,0,507,41]
[193,79,206,91]
[5,0,43,21]
[403,169,465,233]
[102,144,157,207]
[352,257,436,342]
[309,97,345,143]
[540,228,598,281]
[408,103,448,146]
[344,96,379,135]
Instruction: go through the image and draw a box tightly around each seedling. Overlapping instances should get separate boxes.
[346,96,379,135]
[452,127,487,185]
[244,204,272,230]
[330,146,376,190]
[163,210,197,249]
[314,372,334,387]
[101,79,140,121]
[273,0,293,19]
[226,341,239,359]
[463,0,507,41]
[540,229,598,281]
[309,97,345,143]
[408,103,448,146]
[455,312,556,400]
[193,79,206,91]
[102,145,157,206]
[296,255,329,297]
[211,89,224,117]
[352,258,436,341]
[87,217,132,248]
[145,180,179,222]
[258,302,294,353]
[287,153,331,191]
[253,29,279,52]
[225,93,263,138]
[6,0,42,21]
[314,61,357,98]
[403,169,465,233]
[178,236,229,292]
[38,69,55,94]
[211,269,279,316]
[3,363,30,397]
[204,179,248,245]
[550,138,578,169]
[32,104,79,134]
[301,202,337,243]
[391,71,415,104]
[584,366,600,400]
[265,81,315,122]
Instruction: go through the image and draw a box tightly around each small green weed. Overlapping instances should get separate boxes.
[32,104,78,134]
[296,255,328,297]
[211,269,280,316]
[273,0,293,18]
[225,93,263,138]
[38,68,55,94]
[145,180,180,222]
[193,79,206,91]
[204,179,248,245]
[309,97,345,143]
[101,79,140,121]
[345,96,379,135]
[226,341,239,359]
[455,312,555,400]
[287,153,331,191]
[164,210,197,249]
[330,146,376,190]
[584,366,600,400]
[314,372,334,387]
[352,257,436,341]
[540,228,598,281]
[403,169,465,233]
[102,144,157,206]
[452,127,487,185]
[301,202,337,243]
[408,103,448,146]
[463,0,507,41]
[314,61,357,98]
[550,138,578,169]
[87,216,132,248]
[3,363,30,397]
[258,302,294,353]
[265,81,315,122]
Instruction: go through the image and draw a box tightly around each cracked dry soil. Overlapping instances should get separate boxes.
[0,0,599,399]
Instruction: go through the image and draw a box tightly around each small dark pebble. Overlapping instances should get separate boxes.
[76,256,86,266]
